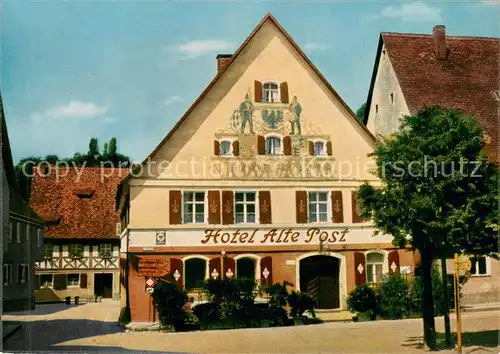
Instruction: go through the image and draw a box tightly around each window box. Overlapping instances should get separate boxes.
[99,244,113,259]
[69,244,84,259]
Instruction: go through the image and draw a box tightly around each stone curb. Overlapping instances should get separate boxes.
[2,323,21,341]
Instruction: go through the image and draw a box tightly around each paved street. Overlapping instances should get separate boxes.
[3,300,499,353]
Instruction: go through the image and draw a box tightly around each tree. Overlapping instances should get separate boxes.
[357,107,499,349]
[356,103,366,121]
[88,138,99,156]
[103,143,108,156]
[108,137,117,155]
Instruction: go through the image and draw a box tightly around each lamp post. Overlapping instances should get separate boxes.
[221,250,226,279]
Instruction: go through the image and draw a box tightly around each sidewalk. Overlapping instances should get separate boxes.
[462,302,500,313]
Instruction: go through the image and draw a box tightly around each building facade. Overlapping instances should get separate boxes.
[29,167,128,302]
[1,93,44,312]
[363,25,500,304]
[118,14,418,324]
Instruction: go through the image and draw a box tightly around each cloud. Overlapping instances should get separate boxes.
[304,42,328,52]
[167,39,234,59]
[375,2,442,22]
[31,100,108,121]
[478,0,500,6]
[164,95,183,106]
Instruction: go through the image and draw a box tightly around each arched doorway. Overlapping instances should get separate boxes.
[236,258,256,280]
[299,255,340,309]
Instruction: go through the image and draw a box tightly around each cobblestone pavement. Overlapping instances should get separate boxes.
[3,301,499,353]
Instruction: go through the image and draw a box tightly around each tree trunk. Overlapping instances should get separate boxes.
[421,252,436,349]
[441,257,452,346]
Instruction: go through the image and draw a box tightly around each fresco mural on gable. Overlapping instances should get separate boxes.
[213,87,335,180]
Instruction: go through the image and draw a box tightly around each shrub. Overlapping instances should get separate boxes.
[347,284,377,316]
[378,273,409,320]
[288,291,316,318]
[151,280,188,329]
[266,281,293,307]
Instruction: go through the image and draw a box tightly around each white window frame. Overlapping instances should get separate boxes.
[219,140,233,157]
[16,222,21,243]
[3,264,12,286]
[307,191,330,223]
[470,255,491,277]
[311,139,327,157]
[182,191,206,224]
[99,244,113,259]
[264,133,283,155]
[67,273,80,287]
[365,252,385,283]
[40,274,54,288]
[262,80,280,103]
[182,255,210,289]
[18,264,28,284]
[234,191,258,224]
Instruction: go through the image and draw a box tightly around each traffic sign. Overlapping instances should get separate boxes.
[145,277,156,288]
[147,288,154,294]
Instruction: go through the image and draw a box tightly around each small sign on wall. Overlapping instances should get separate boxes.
[285,260,296,266]
[156,230,166,245]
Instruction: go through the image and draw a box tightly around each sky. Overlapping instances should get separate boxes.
[2,0,499,164]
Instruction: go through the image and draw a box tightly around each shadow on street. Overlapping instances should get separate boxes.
[403,330,500,351]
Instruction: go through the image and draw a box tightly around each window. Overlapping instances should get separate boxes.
[265,136,282,155]
[43,243,53,259]
[375,105,379,114]
[220,140,232,156]
[40,274,53,288]
[185,258,206,290]
[470,256,489,276]
[8,221,13,243]
[235,192,256,224]
[69,244,84,259]
[314,141,325,156]
[262,82,279,103]
[308,192,328,223]
[17,264,28,284]
[237,258,256,280]
[17,222,21,243]
[366,253,384,283]
[183,192,205,223]
[3,264,11,285]
[37,228,43,247]
[390,93,394,104]
[99,244,113,259]
[67,274,80,286]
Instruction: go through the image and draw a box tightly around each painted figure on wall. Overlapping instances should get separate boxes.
[239,93,255,134]
[289,96,302,135]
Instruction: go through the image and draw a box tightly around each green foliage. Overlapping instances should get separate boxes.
[266,281,293,307]
[103,143,108,156]
[88,138,99,156]
[151,280,188,328]
[347,283,377,314]
[377,273,409,320]
[356,103,366,121]
[108,137,117,155]
[288,291,316,318]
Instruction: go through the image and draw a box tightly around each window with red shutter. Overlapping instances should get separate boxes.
[279,82,289,103]
[295,191,308,224]
[169,190,182,224]
[259,191,272,224]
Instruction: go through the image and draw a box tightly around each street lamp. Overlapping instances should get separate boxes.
[221,250,226,279]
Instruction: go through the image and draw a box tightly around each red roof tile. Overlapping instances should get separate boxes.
[381,33,500,163]
[29,167,130,239]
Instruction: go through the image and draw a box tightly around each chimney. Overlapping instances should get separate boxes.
[433,25,447,60]
[216,54,232,74]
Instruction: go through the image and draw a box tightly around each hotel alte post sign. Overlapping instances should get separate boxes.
[138,259,169,277]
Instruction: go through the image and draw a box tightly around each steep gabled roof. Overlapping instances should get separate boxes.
[29,167,129,239]
[121,13,375,185]
[365,32,500,163]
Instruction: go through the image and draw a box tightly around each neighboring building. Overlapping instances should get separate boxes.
[363,25,500,304]
[1,92,44,312]
[117,13,418,324]
[29,167,129,302]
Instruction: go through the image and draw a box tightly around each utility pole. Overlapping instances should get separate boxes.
[441,258,452,346]
[453,254,463,354]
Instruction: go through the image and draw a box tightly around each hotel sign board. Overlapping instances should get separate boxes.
[137,259,169,277]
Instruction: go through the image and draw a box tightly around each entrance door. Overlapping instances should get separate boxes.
[299,255,340,309]
[94,273,113,298]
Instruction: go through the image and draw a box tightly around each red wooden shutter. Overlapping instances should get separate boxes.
[257,135,266,155]
[169,190,182,225]
[295,191,308,224]
[214,140,220,156]
[283,136,292,155]
[208,190,221,224]
[223,257,236,279]
[209,257,222,280]
[351,191,363,223]
[326,141,332,156]
[221,191,234,225]
[80,273,88,288]
[280,82,289,103]
[388,251,400,274]
[331,191,344,223]
[254,81,262,102]
[308,141,314,155]
[354,252,366,286]
[260,256,273,288]
[259,191,272,224]
[232,140,239,156]
[170,258,183,288]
